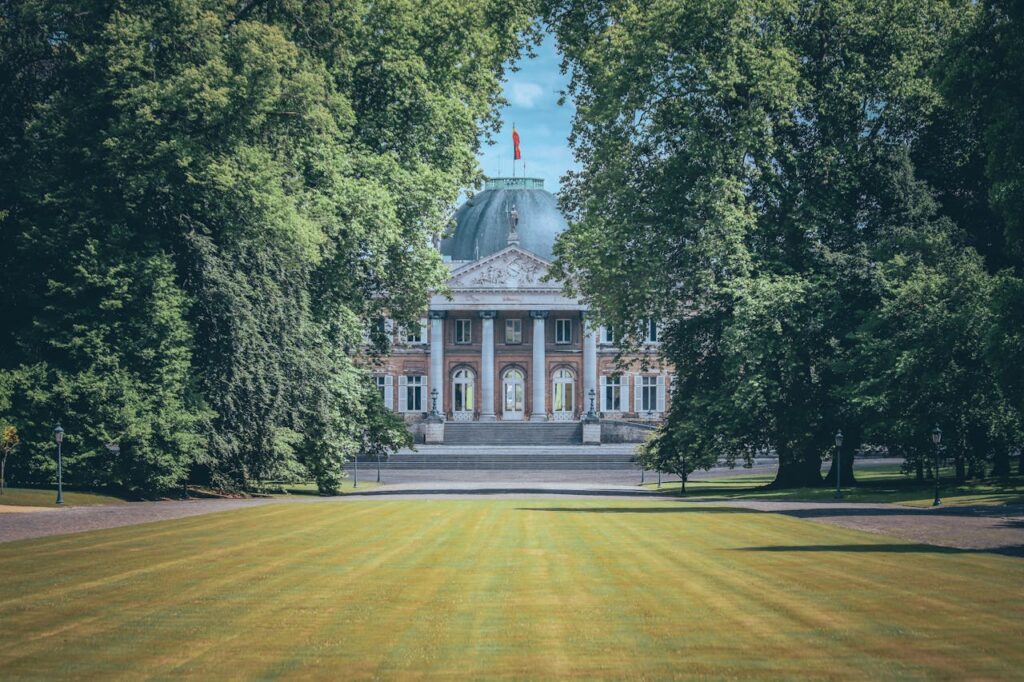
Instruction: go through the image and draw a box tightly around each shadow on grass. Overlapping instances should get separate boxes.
[735,543,966,554]
[518,506,750,513]
[735,543,1024,557]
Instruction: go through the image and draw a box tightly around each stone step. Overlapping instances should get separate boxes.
[352,449,637,469]
[352,462,638,466]
[442,422,583,445]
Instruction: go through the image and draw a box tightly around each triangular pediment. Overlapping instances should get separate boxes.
[448,246,557,290]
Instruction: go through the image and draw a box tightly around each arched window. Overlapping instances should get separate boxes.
[552,368,575,419]
[452,368,475,419]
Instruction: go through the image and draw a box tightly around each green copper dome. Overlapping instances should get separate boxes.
[441,177,568,261]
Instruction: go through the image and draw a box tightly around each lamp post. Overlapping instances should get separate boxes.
[834,429,844,499]
[587,388,596,418]
[353,450,358,489]
[53,425,64,505]
[430,387,439,416]
[931,425,942,506]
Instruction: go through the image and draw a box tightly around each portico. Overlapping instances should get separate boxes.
[422,243,600,421]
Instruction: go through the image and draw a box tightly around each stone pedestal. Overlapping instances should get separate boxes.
[582,416,601,444]
[424,415,445,444]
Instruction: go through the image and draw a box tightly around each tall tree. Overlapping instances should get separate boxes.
[548,0,960,486]
[0,1,536,492]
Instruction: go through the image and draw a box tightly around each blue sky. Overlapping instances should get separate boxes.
[476,34,578,195]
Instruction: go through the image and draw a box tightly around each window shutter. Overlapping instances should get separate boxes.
[422,376,429,413]
[398,375,407,412]
[633,375,642,414]
[599,376,607,412]
[657,375,666,412]
[384,375,394,410]
[621,374,629,412]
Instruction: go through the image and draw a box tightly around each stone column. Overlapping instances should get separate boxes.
[529,311,548,421]
[479,311,497,421]
[429,310,446,418]
[583,313,598,415]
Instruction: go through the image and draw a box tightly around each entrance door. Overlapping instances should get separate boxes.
[452,368,475,421]
[552,368,575,421]
[502,368,525,420]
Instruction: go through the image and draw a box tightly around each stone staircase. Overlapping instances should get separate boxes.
[353,444,639,470]
[443,421,582,446]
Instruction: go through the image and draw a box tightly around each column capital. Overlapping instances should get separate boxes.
[428,310,447,319]
[529,310,549,319]
[478,310,498,319]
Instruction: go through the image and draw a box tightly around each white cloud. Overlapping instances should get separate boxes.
[508,81,544,109]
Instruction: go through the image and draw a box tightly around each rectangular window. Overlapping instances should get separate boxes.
[505,318,523,344]
[555,318,572,344]
[455,318,472,344]
[404,375,425,412]
[602,376,622,412]
[405,318,427,344]
[641,376,659,413]
[647,320,660,344]
[376,375,393,410]
[601,326,615,345]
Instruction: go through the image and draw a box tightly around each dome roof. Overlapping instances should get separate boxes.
[441,178,568,261]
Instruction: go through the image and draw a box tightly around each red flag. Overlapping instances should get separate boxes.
[513,127,522,160]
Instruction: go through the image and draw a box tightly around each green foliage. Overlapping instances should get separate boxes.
[0,1,536,493]
[549,0,963,486]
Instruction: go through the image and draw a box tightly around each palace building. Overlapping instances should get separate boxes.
[372,177,671,441]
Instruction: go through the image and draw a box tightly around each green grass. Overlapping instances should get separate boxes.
[644,465,1024,507]
[0,487,127,507]
[1,499,1022,679]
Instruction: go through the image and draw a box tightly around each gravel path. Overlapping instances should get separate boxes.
[348,457,902,486]
[0,498,275,544]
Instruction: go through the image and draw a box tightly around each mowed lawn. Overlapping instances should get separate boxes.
[1,500,1022,679]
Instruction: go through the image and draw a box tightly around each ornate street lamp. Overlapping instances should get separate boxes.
[430,387,440,416]
[931,425,942,506]
[53,424,64,505]
[587,388,597,418]
[834,429,844,499]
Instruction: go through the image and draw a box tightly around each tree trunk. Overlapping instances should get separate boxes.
[992,447,1010,478]
[1,455,5,494]
[822,448,857,487]
[677,470,687,495]
[770,452,823,488]
[955,454,966,484]
[1018,447,1023,475]
[915,459,924,482]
